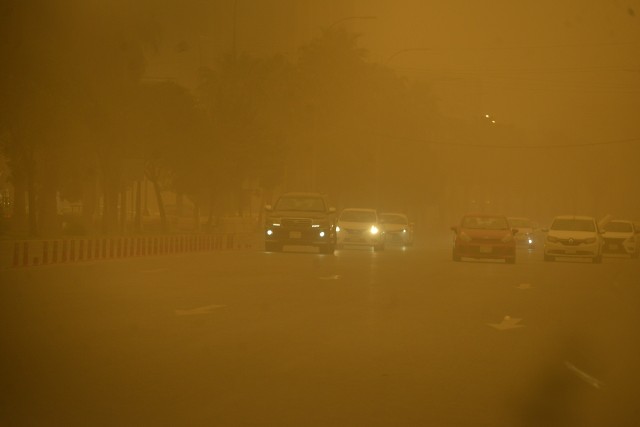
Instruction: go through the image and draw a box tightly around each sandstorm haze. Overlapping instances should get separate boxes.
[2,0,639,235]
[2,2,640,426]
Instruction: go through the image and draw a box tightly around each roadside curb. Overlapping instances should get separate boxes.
[0,233,261,270]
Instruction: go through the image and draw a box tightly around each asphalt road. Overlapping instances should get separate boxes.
[1,237,639,426]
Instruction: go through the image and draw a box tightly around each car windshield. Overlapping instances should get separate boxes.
[603,221,633,232]
[340,210,377,223]
[462,216,509,230]
[508,218,533,228]
[551,218,595,232]
[380,214,408,225]
[274,197,325,212]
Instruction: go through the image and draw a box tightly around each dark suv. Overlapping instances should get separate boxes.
[264,192,337,254]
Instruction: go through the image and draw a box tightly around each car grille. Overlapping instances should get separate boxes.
[344,228,365,235]
[470,238,502,244]
[603,237,628,254]
[558,238,591,246]
[281,218,313,228]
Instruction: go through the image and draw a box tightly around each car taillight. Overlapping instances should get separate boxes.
[459,232,472,242]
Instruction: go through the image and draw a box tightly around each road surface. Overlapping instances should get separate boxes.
[1,237,639,426]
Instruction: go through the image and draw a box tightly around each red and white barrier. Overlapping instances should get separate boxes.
[0,232,260,269]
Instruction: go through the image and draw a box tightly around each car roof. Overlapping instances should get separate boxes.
[341,208,377,213]
[507,217,531,221]
[463,212,507,218]
[552,215,596,221]
[278,192,326,198]
[380,212,407,217]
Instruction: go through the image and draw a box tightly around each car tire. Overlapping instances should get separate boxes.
[265,242,281,252]
[319,244,335,255]
[452,251,461,262]
[593,254,603,264]
[543,254,554,262]
[506,257,516,264]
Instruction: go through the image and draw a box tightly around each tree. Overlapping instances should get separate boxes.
[198,53,294,216]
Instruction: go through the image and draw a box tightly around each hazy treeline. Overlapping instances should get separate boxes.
[0,2,441,237]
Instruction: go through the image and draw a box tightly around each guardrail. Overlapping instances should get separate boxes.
[0,233,260,270]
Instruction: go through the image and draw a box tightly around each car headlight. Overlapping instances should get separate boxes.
[547,235,559,243]
[402,229,407,233]
[336,226,341,232]
[370,225,379,235]
[584,237,596,244]
[501,234,514,243]
[459,232,472,242]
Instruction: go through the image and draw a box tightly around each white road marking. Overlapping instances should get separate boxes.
[319,274,341,280]
[516,283,533,290]
[175,304,226,316]
[140,268,169,273]
[488,315,525,330]
[565,361,604,389]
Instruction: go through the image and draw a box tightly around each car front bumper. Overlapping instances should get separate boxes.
[337,230,383,246]
[544,241,600,257]
[602,238,636,256]
[385,231,413,244]
[265,227,335,246]
[454,242,515,259]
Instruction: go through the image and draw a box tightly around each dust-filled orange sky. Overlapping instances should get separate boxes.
[352,0,640,144]
[146,0,640,147]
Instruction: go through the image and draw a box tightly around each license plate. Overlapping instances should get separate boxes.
[289,231,302,239]
[609,244,619,250]
[479,246,492,254]
[565,249,576,254]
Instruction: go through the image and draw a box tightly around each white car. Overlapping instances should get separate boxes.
[380,212,414,246]
[336,208,385,251]
[507,217,538,248]
[544,215,604,263]
[601,220,639,258]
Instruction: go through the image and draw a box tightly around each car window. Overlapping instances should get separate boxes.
[380,214,408,224]
[274,197,326,212]
[508,219,533,228]
[603,221,633,232]
[340,210,377,222]
[551,218,595,232]
[462,216,509,230]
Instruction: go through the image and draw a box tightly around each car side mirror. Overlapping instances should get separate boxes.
[512,228,519,235]
[450,226,458,233]
[265,204,272,212]
[541,228,549,233]
[329,207,336,213]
